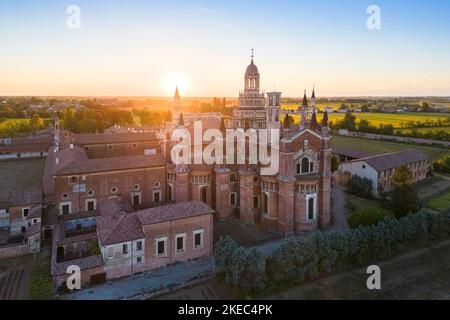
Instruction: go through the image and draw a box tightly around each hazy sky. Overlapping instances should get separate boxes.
[1,0,450,97]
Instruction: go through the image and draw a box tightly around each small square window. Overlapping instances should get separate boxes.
[136,241,143,252]
[194,230,204,249]
[156,238,167,257]
[123,244,128,255]
[137,256,142,264]
[175,234,185,253]
[69,176,77,184]
[153,191,161,203]
[87,200,95,212]
[22,208,30,218]
[61,204,70,215]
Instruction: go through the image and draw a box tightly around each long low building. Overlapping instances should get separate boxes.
[340,149,431,195]
[51,200,213,291]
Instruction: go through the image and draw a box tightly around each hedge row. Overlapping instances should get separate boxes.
[214,210,450,296]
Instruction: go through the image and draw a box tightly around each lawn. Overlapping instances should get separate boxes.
[331,135,449,160]
[347,194,381,212]
[266,240,450,300]
[27,252,54,300]
[427,189,450,212]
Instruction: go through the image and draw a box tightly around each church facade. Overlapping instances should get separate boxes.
[168,55,332,235]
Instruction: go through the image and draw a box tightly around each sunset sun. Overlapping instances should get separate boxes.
[163,73,189,96]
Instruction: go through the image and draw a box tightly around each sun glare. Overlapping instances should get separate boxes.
[163,73,189,96]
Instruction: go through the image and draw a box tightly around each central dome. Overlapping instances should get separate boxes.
[246,60,259,75]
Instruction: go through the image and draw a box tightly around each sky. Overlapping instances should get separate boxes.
[1,0,450,97]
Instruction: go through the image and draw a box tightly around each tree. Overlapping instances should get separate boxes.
[331,155,340,173]
[422,102,431,112]
[347,175,373,198]
[339,112,356,131]
[348,207,393,229]
[389,166,420,218]
[434,155,450,174]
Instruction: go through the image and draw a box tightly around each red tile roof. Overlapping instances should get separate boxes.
[9,189,42,207]
[73,132,158,145]
[43,146,89,198]
[26,222,41,237]
[96,199,144,246]
[356,149,430,172]
[55,154,166,175]
[136,201,214,225]
[332,147,374,159]
[27,205,42,219]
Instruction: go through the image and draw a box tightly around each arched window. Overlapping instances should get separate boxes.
[262,193,269,215]
[308,197,315,220]
[302,158,310,174]
[168,185,173,202]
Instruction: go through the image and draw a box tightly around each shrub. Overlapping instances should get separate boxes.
[214,236,266,296]
[217,211,450,297]
[433,155,450,174]
[348,207,393,229]
[347,175,373,198]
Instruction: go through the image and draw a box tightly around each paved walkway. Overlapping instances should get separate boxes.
[63,257,215,300]
[330,183,349,231]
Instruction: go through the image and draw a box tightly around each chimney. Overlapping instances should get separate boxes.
[70,143,74,150]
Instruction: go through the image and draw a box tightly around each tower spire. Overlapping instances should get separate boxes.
[251,48,254,63]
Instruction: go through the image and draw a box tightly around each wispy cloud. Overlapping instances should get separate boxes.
[192,4,216,15]
[189,2,231,27]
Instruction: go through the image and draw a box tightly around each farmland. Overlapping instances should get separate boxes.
[396,126,450,135]
[0,118,30,128]
[331,135,449,160]
[281,109,450,129]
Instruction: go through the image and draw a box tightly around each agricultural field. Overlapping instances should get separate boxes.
[331,136,450,160]
[0,118,30,129]
[282,110,450,129]
[427,189,450,212]
[395,126,450,135]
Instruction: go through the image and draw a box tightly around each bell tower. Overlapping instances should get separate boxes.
[173,86,181,126]
[244,49,260,92]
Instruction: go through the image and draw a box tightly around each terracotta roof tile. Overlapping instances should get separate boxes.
[136,201,214,225]
[55,154,166,176]
[96,199,144,246]
[357,149,430,172]
[73,132,158,145]
[9,189,42,207]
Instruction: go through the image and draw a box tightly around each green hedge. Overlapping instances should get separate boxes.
[215,210,450,296]
[348,207,393,229]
